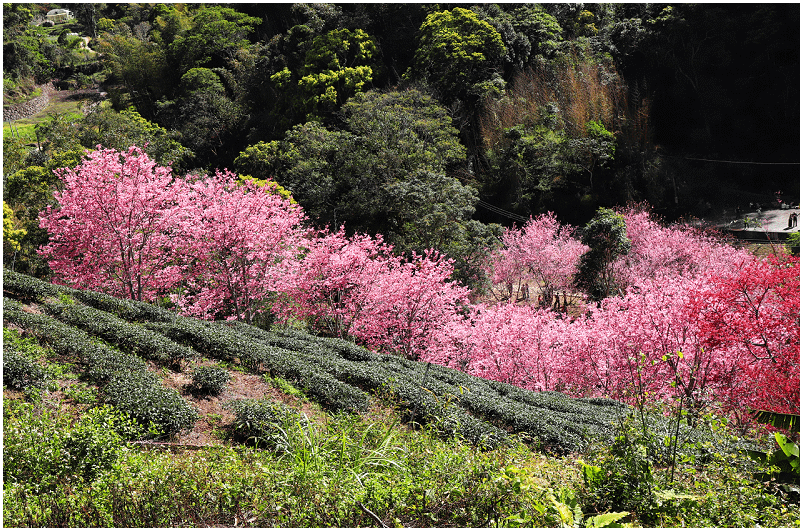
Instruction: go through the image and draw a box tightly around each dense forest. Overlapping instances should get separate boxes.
[5,3,800,282]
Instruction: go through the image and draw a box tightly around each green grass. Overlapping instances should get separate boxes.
[4,110,83,144]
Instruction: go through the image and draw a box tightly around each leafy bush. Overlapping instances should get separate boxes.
[2,351,48,391]
[62,405,145,480]
[155,320,371,413]
[147,318,246,363]
[5,304,196,438]
[2,328,51,391]
[2,268,63,301]
[3,296,23,311]
[190,366,231,396]
[787,232,800,256]
[227,398,305,449]
[45,301,195,367]
[3,399,71,492]
[104,372,198,438]
[3,306,148,382]
[70,288,177,322]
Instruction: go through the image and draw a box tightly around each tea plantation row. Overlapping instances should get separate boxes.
[4,269,629,452]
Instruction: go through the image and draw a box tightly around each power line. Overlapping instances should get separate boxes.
[684,157,800,166]
[476,200,528,223]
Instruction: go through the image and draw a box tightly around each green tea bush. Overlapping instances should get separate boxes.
[190,366,231,396]
[147,318,247,363]
[227,398,305,449]
[155,320,371,413]
[45,301,195,367]
[236,326,600,450]
[62,405,145,480]
[2,328,51,391]
[280,362,371,413]
[2,269,63,301]
[104,372,198,438]
[70,288,176,322]
[2,351,49,391]
[3,306,148,382]
[3,296,23,311]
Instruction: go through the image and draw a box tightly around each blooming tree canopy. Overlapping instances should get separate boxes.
[39,146,185,301]
[170,171,306,322]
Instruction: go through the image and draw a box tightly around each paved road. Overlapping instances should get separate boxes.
[743,208,800,234]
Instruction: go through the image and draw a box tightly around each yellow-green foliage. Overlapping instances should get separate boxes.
[3,201,26,252]
[296,28,380,119]
[409,7,506,103]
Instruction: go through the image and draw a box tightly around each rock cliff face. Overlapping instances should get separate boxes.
[3,82,56,122]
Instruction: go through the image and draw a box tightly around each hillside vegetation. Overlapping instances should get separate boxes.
[4,270,799,527]
[4,4,800,527]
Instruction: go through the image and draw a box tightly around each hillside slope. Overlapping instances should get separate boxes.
[3,268,628,454]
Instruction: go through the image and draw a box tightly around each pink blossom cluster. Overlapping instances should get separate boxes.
[39,147,800,417]
[420,209,799,416]
[278,227,471,360]
[489,212,588,309]
[40,146,306,322]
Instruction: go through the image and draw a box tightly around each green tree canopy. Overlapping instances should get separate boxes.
[168,6,261,73]
[79,105,193,172]
[179,67,225,96]
[575,207,631,301]
[408,7,507,104]
[234,88,500,288]
[297,28,380,120]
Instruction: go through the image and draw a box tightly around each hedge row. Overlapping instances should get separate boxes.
[3,350,49,391]
[4,272,629,452]
[3,269,63,301]
[44,301,196,368]
[223,322,507,448]
[225,322,629,453]
[226,398,306,449]
[68,289,176,323]
[3,304,147,381]
[3,268,178,322]
[3,304,197,438]
[149,319,370,414]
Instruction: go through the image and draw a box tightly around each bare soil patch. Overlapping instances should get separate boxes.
[159,364,323,447]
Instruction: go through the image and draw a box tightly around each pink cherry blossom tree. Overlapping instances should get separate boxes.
[39,146,186,301]
[351,250,471,360]
[432,302,570,391]
[277,228,395,338]
[490,212,587,311]
[613,206,751,292]
[171,172,306,322]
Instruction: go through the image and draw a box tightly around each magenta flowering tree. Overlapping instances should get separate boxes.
[38,146,186,301]
[350,250,471,360]
[171,172,306,322]
[277,228,394,337]
[690,255,800,416]
[490,212,587,310]
[566,277,718,408]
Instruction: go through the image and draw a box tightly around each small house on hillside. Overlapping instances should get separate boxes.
[46,9,74,24]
